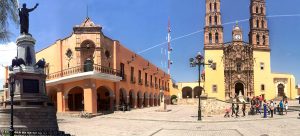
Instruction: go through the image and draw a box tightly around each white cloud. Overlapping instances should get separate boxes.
[0,42,17,90]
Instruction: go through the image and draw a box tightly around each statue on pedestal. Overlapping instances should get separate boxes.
[19,3,38,34]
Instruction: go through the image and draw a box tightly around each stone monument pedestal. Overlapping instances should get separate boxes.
[0,34,58,131]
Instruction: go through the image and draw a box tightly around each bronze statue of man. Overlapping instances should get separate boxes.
[19,3,39,34]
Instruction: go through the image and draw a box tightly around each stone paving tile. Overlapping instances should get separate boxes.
[58,105,300,136]
[152,129,242,136]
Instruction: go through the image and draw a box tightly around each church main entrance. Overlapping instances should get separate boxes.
[277,84,285,97]
[235,82,244,96]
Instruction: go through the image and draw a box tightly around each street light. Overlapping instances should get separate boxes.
[8,73,15,136]
[189,52,214,121]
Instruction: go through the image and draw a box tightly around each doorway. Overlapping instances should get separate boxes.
[235,82,244,97]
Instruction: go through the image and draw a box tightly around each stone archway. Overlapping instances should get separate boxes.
[182,87,192,98]
[137,91,143,108]
[129,90,135,108]
[68,86,84,111]
[235,82,244,96]
[79,40,96,65]
[143,92,148,107]
[149,93,153,106]
[193,86,202,98]
[97,86,114,112]
[277,84,285,97]
[119,88,127,106]
[154,94,157,106]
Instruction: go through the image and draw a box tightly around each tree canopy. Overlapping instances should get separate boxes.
[0,0,19,42]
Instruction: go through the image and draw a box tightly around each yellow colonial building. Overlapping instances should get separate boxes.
[171,0,298,101]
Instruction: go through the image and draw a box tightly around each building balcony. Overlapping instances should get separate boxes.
[121,74,127,81]
[131,77,136,84]
[138,79,143,85]
[150,83,154,88]
[155,84,158,89]
[46,64,122,86]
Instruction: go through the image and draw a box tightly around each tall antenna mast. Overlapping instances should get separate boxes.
[86,5,89,18]
[167,17,172,75]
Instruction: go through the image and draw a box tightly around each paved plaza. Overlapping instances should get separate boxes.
[58,105,300,136]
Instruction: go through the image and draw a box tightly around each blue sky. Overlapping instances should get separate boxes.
[1,0,300,86]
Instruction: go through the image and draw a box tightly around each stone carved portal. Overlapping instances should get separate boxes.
[224,42,254,99]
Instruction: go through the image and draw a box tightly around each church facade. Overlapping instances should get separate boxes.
[172,0,298,101]
[204,0,297,100]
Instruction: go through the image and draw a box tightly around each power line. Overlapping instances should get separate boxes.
[138,14,300,54]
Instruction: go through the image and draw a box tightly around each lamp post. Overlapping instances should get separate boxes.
[9,74,15,136]
[189,52,214,121]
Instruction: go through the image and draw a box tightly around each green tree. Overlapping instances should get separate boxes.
[0,0,19,42]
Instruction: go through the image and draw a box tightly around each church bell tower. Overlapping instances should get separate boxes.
[204,0,226,100]
[249,0,270,50]
[204,0,224,49]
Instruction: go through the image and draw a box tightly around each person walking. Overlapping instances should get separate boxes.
[231,102,236,117]
[224,106,230,118]
[235,103,240,118]
[263,100,267,118]
[269,100,274,118]
[285,100,288,115]
[242,101,246,117]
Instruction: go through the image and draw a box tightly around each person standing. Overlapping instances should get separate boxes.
[274,102,277,114]
[269,100,274,118]
[256,101,261,115]
[263,100,267,118]
[285,100,288,115]
[279,100,284,115]
[242,101,246,117]
[231,102,236,117]
[259,95,263,109]
[250,97,256,115]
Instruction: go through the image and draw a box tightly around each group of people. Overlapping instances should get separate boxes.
[224,101,247,118]
[224,95,289,118]
[250,95,289,118]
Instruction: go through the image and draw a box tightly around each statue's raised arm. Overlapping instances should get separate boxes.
[19,3,39,34]
[28,3,39,12]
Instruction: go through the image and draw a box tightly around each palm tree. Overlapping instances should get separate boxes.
[0,0,19,42]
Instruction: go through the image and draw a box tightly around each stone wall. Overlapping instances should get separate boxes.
[0,106,58,131]
[178,97,250,116]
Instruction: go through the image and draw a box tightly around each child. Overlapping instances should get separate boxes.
[224,106,230,118]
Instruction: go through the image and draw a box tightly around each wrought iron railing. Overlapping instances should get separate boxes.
[47,64,121,80]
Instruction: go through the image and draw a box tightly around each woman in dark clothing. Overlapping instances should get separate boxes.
[242,102,246,117]
[231,103,236,117]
